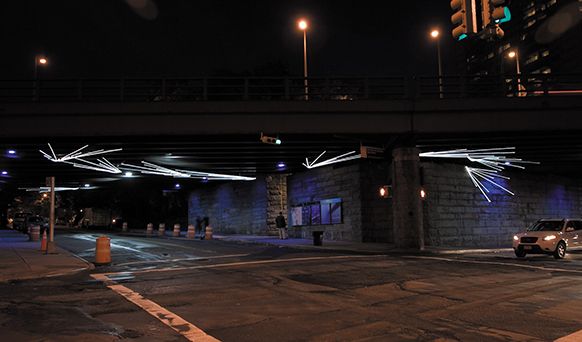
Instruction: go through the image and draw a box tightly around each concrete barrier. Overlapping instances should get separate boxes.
[158,223,166,236]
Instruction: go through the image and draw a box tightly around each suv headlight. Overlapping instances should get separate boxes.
[513,235,519,241]
[543,235,557,241]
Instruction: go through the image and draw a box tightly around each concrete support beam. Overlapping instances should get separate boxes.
[392,147,424,250]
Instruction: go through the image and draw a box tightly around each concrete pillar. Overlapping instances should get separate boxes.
[392,147,424,250]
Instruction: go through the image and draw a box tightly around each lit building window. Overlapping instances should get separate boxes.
[525,53,540,65]
[524,19,537,29]
[524,8,536,19]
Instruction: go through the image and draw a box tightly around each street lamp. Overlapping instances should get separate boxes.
[34,55,48,80]
[507,50,525,97]
[298,19,309,100]
[430,29,444,99]
[33,55,48,101]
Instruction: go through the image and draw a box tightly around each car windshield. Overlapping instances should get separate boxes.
[527,221,563,232]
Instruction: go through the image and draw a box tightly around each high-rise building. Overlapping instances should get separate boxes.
[464,0,582,76]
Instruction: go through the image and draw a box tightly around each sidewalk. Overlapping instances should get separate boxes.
[119,229,513,255]
[0,229,94,283]
[212,234,513,255]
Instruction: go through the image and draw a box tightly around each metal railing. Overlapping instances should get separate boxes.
[0,74,581,103]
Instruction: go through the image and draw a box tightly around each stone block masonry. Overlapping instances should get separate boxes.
[422,161,582,248]
[188,177,270,235]
[287,160,393,242]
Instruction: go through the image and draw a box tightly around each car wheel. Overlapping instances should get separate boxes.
[515,250,526,258]
[554,241,567,259]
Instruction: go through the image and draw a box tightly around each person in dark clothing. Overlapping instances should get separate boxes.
[275,212,287,240]
[195,216,202,239]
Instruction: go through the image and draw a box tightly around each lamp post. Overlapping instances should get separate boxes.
[33,56,48,101]
[508,50,526,97]
[298,19,309,100]
[430,29,444,98]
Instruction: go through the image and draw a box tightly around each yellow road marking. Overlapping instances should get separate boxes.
[91,273,220,342]
[556,329,582,342]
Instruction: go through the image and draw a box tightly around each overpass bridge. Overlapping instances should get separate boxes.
[2,75,582,249]
[1,74,582,138]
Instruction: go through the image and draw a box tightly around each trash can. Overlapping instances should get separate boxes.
[313,231,324,246]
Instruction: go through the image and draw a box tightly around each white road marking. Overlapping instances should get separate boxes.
[91,273,220,342]
[115,254,250,267]
[556,329,582,342]
[406,255,582,274]
[101,254,388,277]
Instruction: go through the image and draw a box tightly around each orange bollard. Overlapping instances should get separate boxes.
[205,225,213,240]
[146,223,153,236]
[158,223,166,237]
[40,230,48,251]
[187,224,195,239]
[95,236,111,265]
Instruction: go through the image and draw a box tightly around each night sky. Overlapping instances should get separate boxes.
[3,1,460,79]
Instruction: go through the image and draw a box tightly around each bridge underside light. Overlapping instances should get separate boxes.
[303,150,361,169]
[120,161,256,181]
[421,147,538,202]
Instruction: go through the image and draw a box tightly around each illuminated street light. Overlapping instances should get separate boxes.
[430,29,443,98]
[34,55,48,79]
[7,150,16,155]
[1,171,8,176]
[507,50,525,97]
[298,18,309,100]
[33,55,49,101]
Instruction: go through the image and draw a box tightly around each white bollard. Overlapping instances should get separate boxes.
[173,223,181,237]
[187,224,195,239]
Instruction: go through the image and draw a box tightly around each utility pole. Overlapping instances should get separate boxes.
[46,176,56,254]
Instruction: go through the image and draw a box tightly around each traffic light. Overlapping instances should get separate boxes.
[379,185,392,199]
[260,133,282,145]
[450,0,477,41]
[481,0,512,28]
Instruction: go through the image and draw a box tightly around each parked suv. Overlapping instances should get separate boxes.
[513,219,582,259]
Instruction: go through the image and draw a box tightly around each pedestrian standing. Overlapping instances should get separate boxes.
[276,212,288,240]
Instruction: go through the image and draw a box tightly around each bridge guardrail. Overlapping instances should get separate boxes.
[0,74,581,103]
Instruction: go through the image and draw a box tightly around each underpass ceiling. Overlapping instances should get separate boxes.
[1,132,582,189]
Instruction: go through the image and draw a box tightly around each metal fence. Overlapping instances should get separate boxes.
[0,74,581,103]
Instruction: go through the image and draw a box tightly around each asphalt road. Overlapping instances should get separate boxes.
[2,232,582,341]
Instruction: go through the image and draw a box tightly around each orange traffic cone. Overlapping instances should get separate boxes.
[40,230,48,252]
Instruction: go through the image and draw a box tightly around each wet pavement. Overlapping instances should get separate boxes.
[2,231,582,341]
